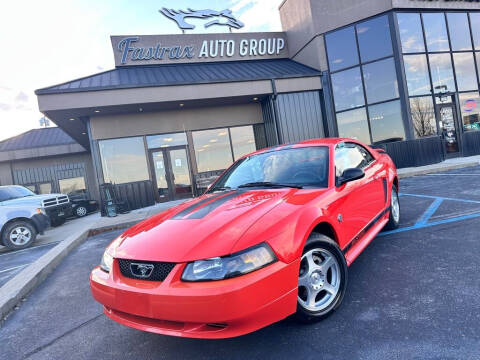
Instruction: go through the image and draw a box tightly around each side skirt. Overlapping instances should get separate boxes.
[342,207,390,266]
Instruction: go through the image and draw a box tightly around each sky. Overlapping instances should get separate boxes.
[0,0,283,142]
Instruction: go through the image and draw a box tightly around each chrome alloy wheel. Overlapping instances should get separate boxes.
[391,189,400,223]
[76,206,87,217]
[298,248,341,312]
[10,226,32,246]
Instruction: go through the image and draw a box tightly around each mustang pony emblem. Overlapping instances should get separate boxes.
[130,263,154,278]
[159,8,244,30]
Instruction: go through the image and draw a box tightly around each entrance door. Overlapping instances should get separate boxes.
[437,104,460,155]
[150,146,193,202]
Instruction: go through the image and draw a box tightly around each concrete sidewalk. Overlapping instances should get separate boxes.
[397,154,480,178]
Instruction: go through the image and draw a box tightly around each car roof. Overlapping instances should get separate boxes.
[245,137,359,157]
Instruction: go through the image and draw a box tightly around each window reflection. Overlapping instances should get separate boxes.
[471,13,480,50]
[193,128,232,173]
[326,26,359,72]
[99,137,149,184]
[403,55,431,96]
[410,97,437,138]
[459,92,480,131]
[336,108,371,145]
[453,53,478,91]
[230,126,256,160]
[369,100,406,143]
[147,132,187,149]
[447,13,472,51]
[429,54,456,93]
[362,58,399,104]
[59,177,86,194]
[331,67,365,112]
[397,13,425,53]
[423,13,450,52]
[356,15,393,63]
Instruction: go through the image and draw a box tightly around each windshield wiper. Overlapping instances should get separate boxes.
[238,182,303,189]
[210,186,232,192]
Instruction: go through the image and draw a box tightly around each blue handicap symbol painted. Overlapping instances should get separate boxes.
[379,193,480,236]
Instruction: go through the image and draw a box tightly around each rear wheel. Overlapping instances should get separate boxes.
[2,221,37,250]
[385,184,400,230]
[295,233,348,322]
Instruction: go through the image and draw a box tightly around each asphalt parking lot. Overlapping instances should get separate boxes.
[2,166,480,360]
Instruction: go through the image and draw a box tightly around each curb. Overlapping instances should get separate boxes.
[397,161,479,179]
[0,229,89,320]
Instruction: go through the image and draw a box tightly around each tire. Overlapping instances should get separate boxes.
[385,184,400,230]
[75,206,88,218]
[2,221,37,250]
[295,233,348,323]
[50,217,66,227]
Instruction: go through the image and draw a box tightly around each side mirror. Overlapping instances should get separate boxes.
[337,168,365,186]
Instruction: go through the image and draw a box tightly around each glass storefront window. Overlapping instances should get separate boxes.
[38,183,52,194]
[192,128,233,173]
[336,108,371,145]
[453,53,478,92]
[447,13,472,51]
[410,97,437,138]
[59,177,86,194]
[477,52,480,83]
[459,92,480,131]
[230,126,256,161]
[99,137,149,184]
[423,13,450,52]
[429,54,456,93]
[368,100,406,143]
[326,26,359,72]
[471,13,480,50]
[356,15,393,63]
[331,67,365,112]
[397,13,425,53]
[403,55,431,96]
[147,132,187,149]
[362,58,399,104]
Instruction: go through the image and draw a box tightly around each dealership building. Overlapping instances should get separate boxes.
[8,0,479,210]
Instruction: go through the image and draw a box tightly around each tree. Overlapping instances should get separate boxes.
[410,97,436,138]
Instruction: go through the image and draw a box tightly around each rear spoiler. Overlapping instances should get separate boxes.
[374,148,387,154]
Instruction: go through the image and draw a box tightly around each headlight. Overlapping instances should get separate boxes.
[100,250,114,273]
[181,243,276,282]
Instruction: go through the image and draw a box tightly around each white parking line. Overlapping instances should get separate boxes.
[0,241,60,257]
[0,264,27,274]
[426,173,480,176]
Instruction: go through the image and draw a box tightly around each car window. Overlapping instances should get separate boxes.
[335,143,374,177]
[210,146,329,190]
[0,186,36,202]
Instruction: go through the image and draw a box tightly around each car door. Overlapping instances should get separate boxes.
[332,142,385,246]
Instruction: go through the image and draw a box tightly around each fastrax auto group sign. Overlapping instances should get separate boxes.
[111,33,288,66]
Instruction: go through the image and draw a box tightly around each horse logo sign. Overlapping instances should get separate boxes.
[159,8,244,31]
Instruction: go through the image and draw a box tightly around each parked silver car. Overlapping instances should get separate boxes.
[0,186,51,249]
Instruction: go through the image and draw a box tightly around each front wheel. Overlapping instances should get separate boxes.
[295,233,348,322]
[385,184,400,230]
[2,221,37,250]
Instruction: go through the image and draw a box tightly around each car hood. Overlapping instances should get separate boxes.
[114,188,321,263]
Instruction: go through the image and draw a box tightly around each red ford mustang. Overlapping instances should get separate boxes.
[90,138,400,338]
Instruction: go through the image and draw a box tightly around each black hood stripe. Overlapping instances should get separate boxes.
[171,192,226,220]
[185,191,240,219]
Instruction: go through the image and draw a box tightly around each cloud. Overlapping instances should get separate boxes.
[230,0,283,32]
[15,91,29,103]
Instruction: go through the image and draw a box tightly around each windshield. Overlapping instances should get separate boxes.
[0,186,36,202]
[210,146,329,191]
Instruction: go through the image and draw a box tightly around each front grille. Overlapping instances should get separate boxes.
[117,259,176,281]
[42,196,70,208]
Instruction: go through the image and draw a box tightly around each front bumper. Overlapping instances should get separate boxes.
[31,213,50,234]
[90,258,300,339]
